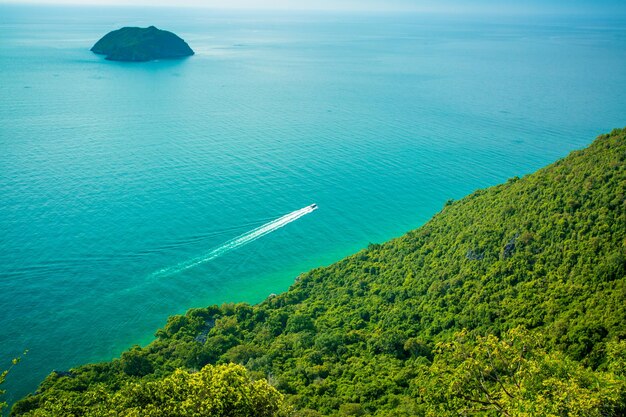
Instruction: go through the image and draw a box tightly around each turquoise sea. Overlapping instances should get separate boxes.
[1,5,625,404]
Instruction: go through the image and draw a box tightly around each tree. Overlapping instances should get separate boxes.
[426,327,626,416]
[119,346,154,377]
[1,352,25,413]
[14,363,291,417]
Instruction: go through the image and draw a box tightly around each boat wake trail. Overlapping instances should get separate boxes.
[152,204,318,278]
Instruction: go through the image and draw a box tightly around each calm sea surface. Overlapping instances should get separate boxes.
[1,5,625,404]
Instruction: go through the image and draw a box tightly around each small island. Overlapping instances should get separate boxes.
[91,26,194,62]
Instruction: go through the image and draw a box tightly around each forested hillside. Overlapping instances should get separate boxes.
[11,128,626,416]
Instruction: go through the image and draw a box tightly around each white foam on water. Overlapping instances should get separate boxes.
[152,204,318,278]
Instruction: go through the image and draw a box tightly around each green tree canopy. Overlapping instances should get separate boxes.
[425,327,626,416]
[14,364,289,417]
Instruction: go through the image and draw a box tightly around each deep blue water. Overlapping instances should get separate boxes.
[1,5,625,405]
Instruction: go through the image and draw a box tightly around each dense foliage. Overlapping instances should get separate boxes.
[12,128,626,416]
[91,26,194,62]
[426,327,625,416]
[13,364,288,417]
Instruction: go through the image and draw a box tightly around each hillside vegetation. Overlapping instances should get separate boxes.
[91,26,194,62]
[12,128,626,416]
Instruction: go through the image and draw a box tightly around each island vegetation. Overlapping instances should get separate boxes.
[91,26,194,62]
[9,128,626,416]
